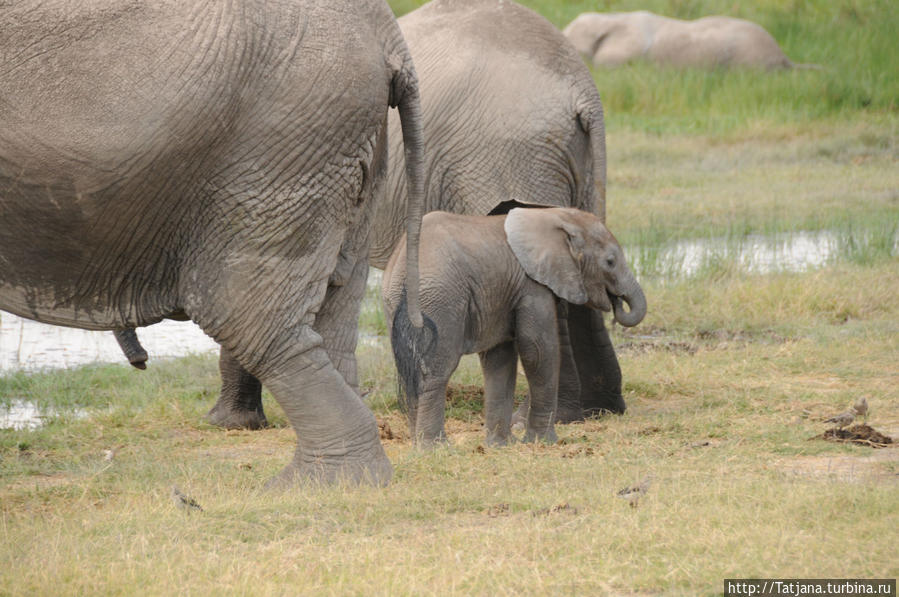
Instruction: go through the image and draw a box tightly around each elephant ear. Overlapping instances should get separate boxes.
[504,208,588,305]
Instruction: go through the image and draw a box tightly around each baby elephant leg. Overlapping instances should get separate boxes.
[479,341,518,446]
[516,294,561,444]
[413,374,452,446]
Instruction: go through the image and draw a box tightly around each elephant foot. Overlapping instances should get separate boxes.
[486,432,517,447]
[265,451,393,488]
[583,394,627,418]
[413,433,449,449]
[555,405,587,424]
[206,401,268,430]
[523,426,558,444]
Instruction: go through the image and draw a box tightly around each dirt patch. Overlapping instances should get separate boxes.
[811,424,894,448]
[445,383,484,407]
[376,415,409,442]
[533,502,580,517]
[618,328,790,355]
[619,339,698,355]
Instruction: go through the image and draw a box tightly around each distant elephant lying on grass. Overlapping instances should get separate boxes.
[383,208,646,447]
[564,10,819,70]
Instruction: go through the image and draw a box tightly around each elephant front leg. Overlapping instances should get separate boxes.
[515,295,560,444]
[568,304,626,416]
[554,301,584,422]
[206,347,267,430]
[479,341,518,446]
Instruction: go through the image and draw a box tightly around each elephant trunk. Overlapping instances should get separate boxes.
[611,276,646,328]
[397,80,426,328]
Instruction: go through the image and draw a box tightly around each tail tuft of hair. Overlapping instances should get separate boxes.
[390,289,437,415]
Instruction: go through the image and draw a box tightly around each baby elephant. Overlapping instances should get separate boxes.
[383,207,646,446]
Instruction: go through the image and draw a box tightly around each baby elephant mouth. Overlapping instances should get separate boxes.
[585,290,614,312]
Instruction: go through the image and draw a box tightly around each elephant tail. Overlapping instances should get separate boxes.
[113,328,148,370]
[576,94,607,222]
[391,52,428,329]
[390,290,438,414]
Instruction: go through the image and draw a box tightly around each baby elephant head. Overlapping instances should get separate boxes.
[504,207,646,327]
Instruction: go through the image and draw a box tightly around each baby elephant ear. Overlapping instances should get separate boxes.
[504,208,588,305]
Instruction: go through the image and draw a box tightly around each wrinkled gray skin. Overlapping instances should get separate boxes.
[374,0,627,425]
[0,0,429,487]
[564,11,815,69]
[124,0,625,428]
[384,208,646,446]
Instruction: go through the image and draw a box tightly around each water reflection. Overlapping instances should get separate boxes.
[0,399,86,430]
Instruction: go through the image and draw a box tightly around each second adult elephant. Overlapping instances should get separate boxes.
[372,0,626,424]
[136,0,626,428]
[564,10,816,69]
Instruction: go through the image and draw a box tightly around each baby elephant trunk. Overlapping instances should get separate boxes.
[611,277,646,328]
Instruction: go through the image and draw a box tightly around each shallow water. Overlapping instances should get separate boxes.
[0,315,218,373]
[630,230,839,277]
[2,229,894,374]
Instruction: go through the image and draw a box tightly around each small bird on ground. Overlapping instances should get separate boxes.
[617,476,652,508]
[824,410,856,429]
[171,486,204,514]
[852,396,869,422]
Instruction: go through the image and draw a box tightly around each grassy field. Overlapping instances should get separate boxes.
[2,0,898,595]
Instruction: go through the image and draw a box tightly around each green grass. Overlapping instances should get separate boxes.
[392,0,899,132]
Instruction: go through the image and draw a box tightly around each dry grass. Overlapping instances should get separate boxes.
[3,256,897,594]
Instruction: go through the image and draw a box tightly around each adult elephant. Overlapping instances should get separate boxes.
[0,0,428,487]
[564,11,815,70]
[150,0,625,428]
[374,0,626,424]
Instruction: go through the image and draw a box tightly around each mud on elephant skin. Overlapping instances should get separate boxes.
[383,208,646,447]
[0,0,429,487]
[564,10,820,70]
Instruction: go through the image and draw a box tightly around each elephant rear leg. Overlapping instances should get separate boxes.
[258,330,392,486]
[186,270,390,485]
[412,376,453,446]
[402,347,459,447]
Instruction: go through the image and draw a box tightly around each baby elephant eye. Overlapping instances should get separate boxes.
[605,255,616,268]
